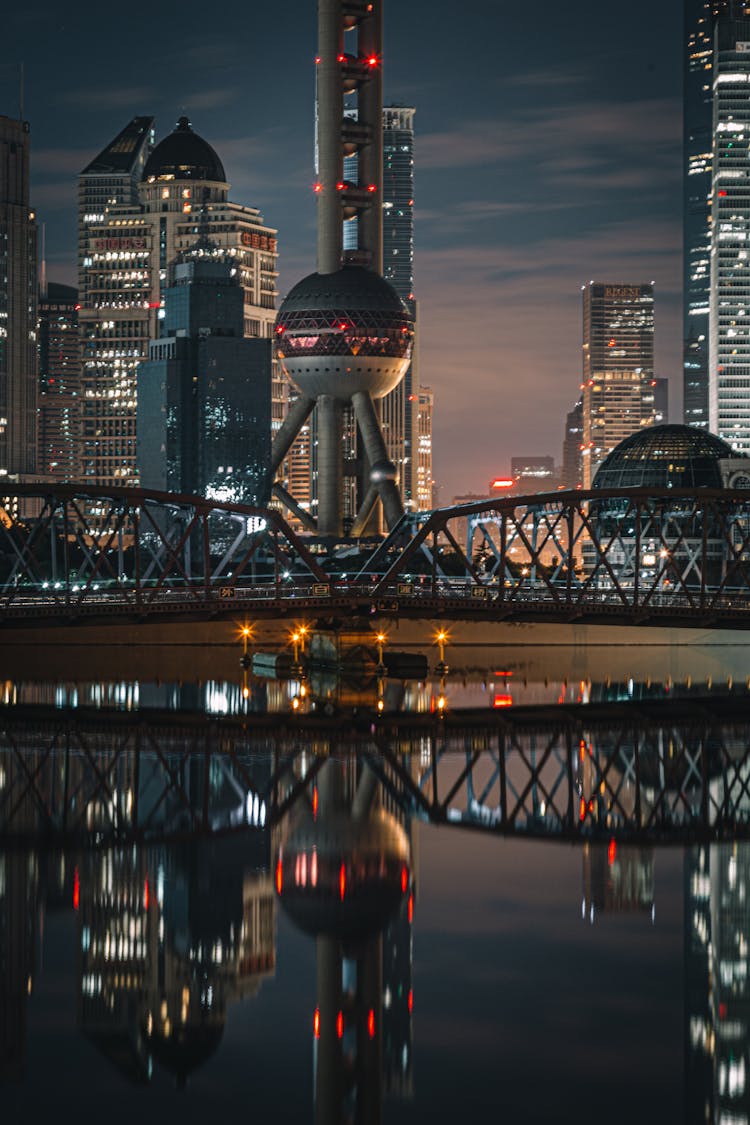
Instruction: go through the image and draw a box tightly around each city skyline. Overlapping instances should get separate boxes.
[1,0,681,495]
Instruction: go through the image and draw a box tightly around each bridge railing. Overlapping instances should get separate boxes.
[1,484,750,622]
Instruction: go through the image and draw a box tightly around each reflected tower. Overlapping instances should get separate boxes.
[275,758,412,1122]
[270,0,415,537]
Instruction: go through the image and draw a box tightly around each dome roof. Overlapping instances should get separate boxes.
[593,424,744,491]
[278,267,410,317]
[142,117,225,183]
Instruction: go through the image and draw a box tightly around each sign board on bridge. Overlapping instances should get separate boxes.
[219,587,234,599]
[312,584,330,596]
[471,586,488,599]
[397,582,413,596]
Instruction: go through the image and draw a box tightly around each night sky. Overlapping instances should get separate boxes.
[1,0,682,496]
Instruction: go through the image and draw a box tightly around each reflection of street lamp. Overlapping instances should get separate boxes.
[375,631,387,676]
[434,629,450,676]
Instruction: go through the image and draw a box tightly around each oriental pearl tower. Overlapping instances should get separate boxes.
[270,0,415,538]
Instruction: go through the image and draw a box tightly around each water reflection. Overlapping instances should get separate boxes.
[3,669,750,1121]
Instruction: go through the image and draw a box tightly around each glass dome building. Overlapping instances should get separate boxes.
[592,424,746,491]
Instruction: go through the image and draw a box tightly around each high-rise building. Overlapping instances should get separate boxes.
[415,385,433,509]
[709,17,750,450]
[581,282,655,487]
[381,106,419,509]
[38,282,81,481]
[562,396,583,490]
[683,1,750,429]
[137,253,271,503]
[653,375,669,423]
[0,115,38,480]
[78,116,278,505]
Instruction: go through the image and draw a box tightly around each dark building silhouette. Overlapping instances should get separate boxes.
[562,397,583,489]
[137,254,271,503]
[38,282,81,481]
[0,115,38,479]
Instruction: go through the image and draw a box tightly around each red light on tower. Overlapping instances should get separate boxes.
[143,879,150,911]
[312,182,323,194]
[337,53,346,62]
[367,55,379,66]
[275,858,283,895]
[339,862,346,900]
[336,1010,344,1039]
[407,893,414,923]
[407,989,414,1013]
[73,867,80,911]
[367,1009,376,1038]
[336,182,346,192]
[607,838,617,866]
[607,338,616,347]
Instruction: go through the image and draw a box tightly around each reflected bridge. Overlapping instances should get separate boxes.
[1,484,750,628]
[2,698,750,846]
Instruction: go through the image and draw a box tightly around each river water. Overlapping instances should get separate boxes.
[0,639,747,1123]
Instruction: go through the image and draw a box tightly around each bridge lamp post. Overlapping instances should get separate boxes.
[434,629,450,676]
[239,624,254,670]
[375,632,387,676]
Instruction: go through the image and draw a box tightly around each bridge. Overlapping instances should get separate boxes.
[1,483,750,627]
[2,697,750,847]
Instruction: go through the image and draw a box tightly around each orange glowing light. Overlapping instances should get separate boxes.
[313,1008,321,1038]
[312,787,319,820]
[407,989,414,1013]
[607,838,617,866]
[367,1009,376,1038]
[579,797,586,822]
[401,865,408,894]
[313,182,323,193]
[493,693,513,708]
[408,894,414,923]
[144,879,149,911]
[490,478,514,489]
[73,867,80,911]
[339,862,346,901]
[275,858,283,895]
[336,1010,344,1039]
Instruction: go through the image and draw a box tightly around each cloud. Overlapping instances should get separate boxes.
[418,96,680,173]
[182,87,235,111]
[62,85,154,110]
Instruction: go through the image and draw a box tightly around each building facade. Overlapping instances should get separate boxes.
[709,17,750,450]
[38,282,81,482]
[684,1,750,429]
[137,254,271,504]
[0,115,38,480]
[581,282,655,487]
[415,385,433,509]
[78,116,278,505]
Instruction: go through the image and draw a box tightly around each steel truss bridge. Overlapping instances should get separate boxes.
[2,698,750,847]
[2,483,750,627]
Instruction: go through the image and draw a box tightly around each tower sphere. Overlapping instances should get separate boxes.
[275,266,414,401]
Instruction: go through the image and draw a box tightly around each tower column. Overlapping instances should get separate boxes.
[357,3,383,273]
[317,0,344,274]
[318,395,344,537]
[352,390,403,529]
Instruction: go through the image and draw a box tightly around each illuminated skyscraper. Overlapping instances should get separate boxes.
[78,116,278,505]
[562,396,583,490]
[0,114,38,479]
[415,385,433,510]
[38,282,81,481]
[709,16,750,449]
[581,282,655,487]
[684,1,750,429]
